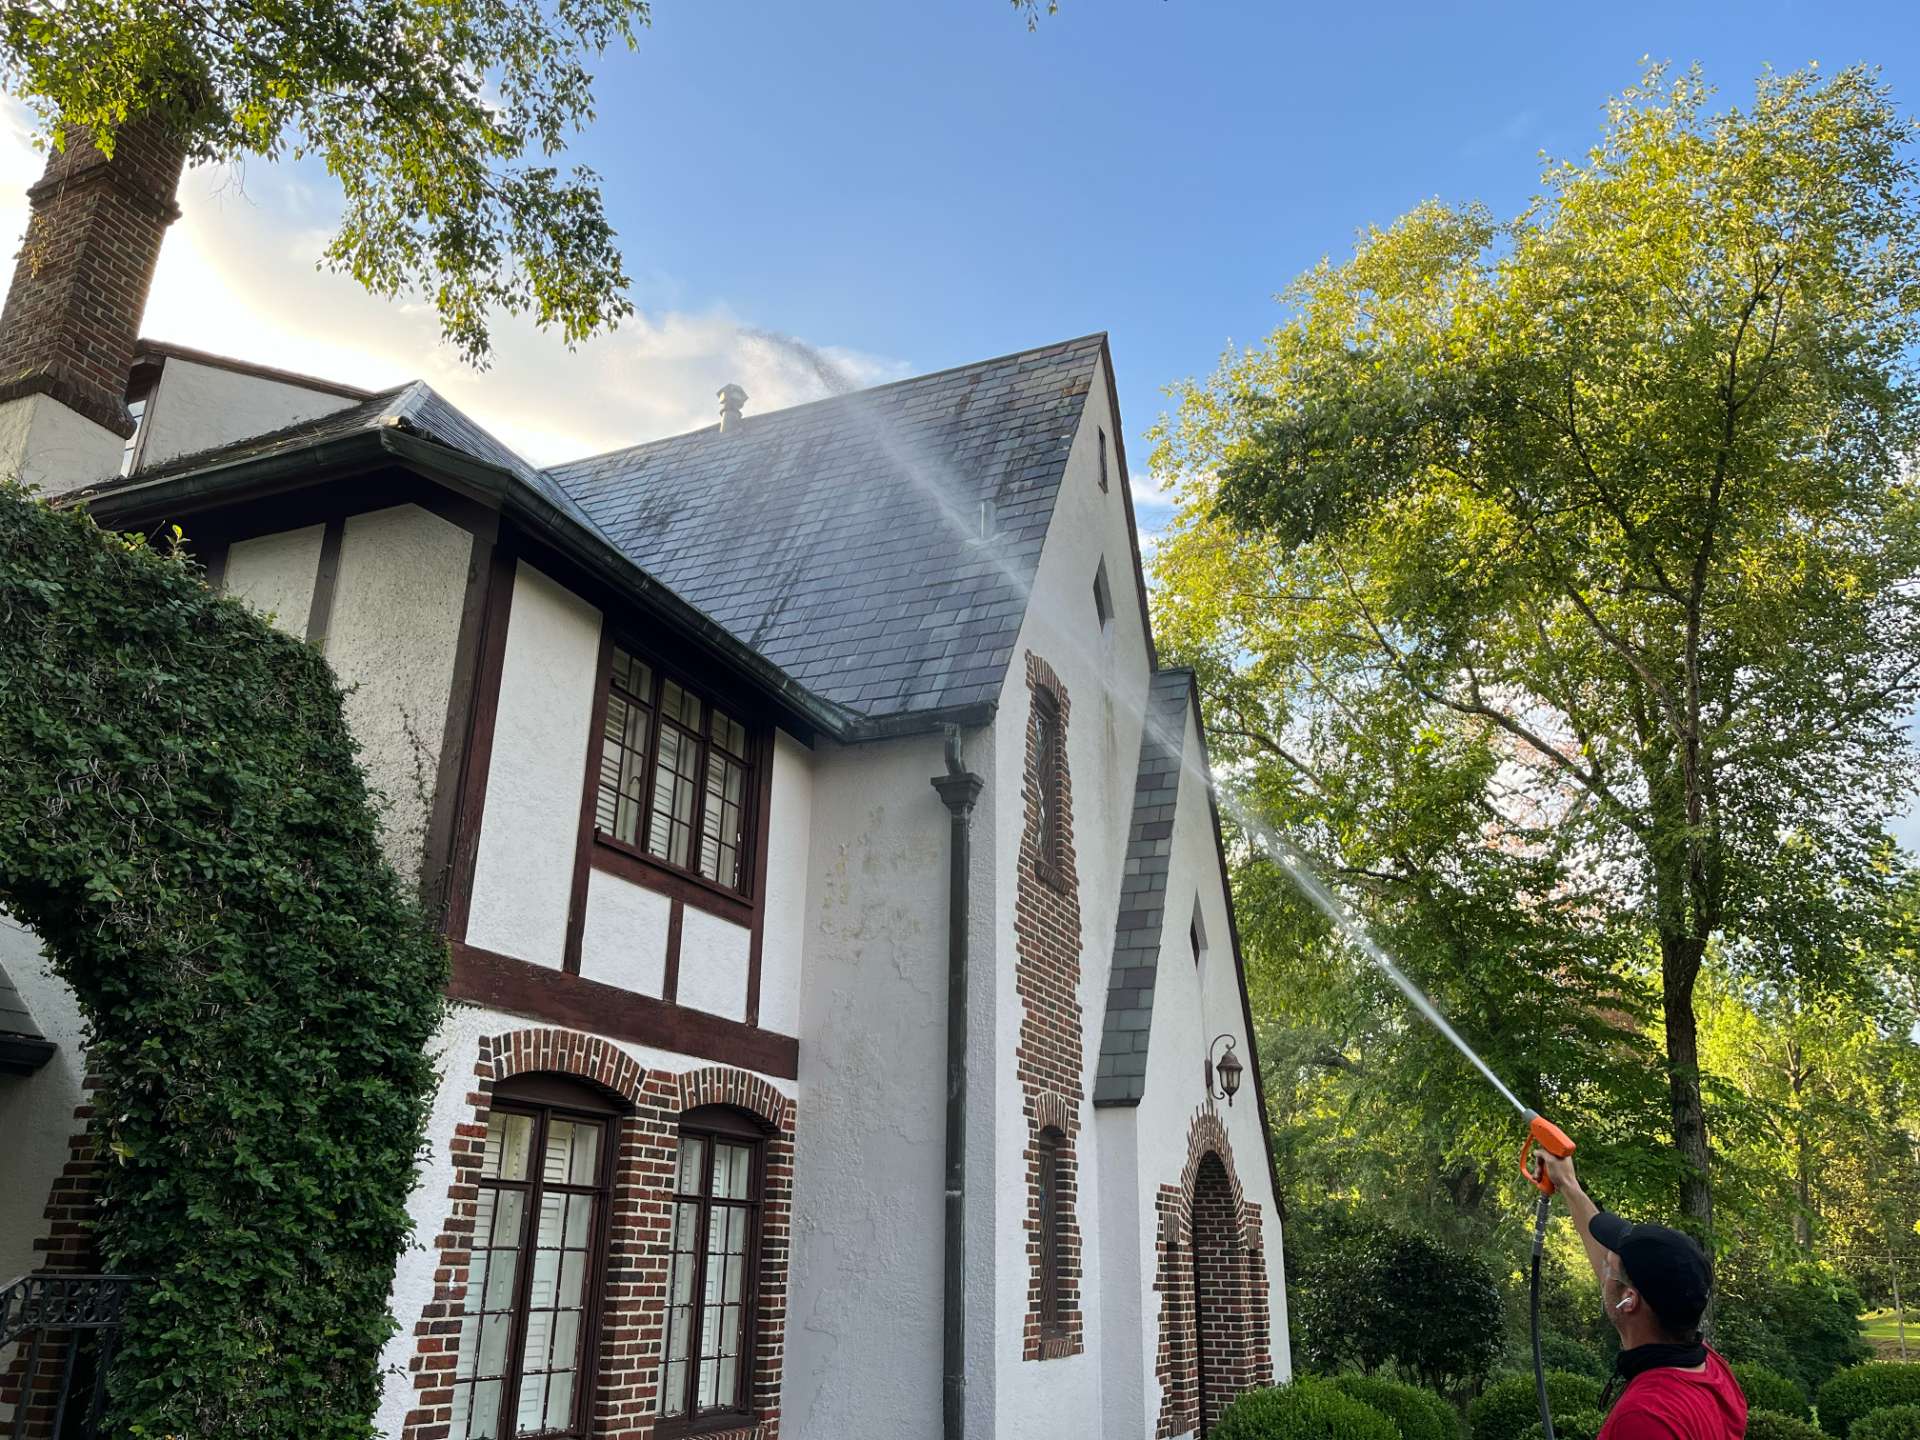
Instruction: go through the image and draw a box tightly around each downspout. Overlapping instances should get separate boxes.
[930,724,983,1440]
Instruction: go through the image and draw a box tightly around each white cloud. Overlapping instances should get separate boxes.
[0,102,908,467]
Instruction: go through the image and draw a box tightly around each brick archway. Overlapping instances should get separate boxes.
[399,1029,795,1440]
[1154,1104,1274,1437]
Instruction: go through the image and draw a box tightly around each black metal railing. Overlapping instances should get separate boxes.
[0,1274,134,1440]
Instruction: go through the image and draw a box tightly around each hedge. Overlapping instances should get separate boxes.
[1853,1408,1920,1440]
[1213,1379,1404,1440]
[0,488,448,1437]
[1468,1371,1603,1440]
[1735,1364,1813,1421]
[1523,1409,1605,1440]
[1820,1366,1920,1437]
[1328,1375,1454,1440]
[1748,1410,1830,1440]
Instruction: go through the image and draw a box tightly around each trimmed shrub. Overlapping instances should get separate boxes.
[1735,1364,1813,1421]
[1748,1410,1829,1440]
[1291,1207,1504,1391]
[1718,1261,1871,1396]
[1329,1375,1452,1440]
[1468,1371,1602,1440]
[0,488,447,1435]
[1536,1334,1612,1382]
[1854,1408,1920,1440]
[1820,1366,1920,1437]
[1522,1408,1605,1440]
[1213,1379,1404,1440]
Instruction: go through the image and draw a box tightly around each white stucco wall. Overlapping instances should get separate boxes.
[757,731,813,1038]
[0,392,123,494]
[676,909,751,1022]
[223,524,326,636]
[0,918,86,1286]
[465,562,602,966]
[1130,697,1293,1433]
[372,1000,799,1440]
[577,868,673,994]
[982,350,1157,1436]
[325,505,474,881]
[783,731,954,1440]
[137,358,359,470]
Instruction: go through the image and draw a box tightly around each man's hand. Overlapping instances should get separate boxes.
[1542,1150,1583,1200]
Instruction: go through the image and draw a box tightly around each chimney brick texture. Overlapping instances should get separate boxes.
[0,119,186,437]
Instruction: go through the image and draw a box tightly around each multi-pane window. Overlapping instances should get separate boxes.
[449,1085,611,1440]
[1037,1126,1066,1336]
[659,1109,762,1430]
[594,645,756,894]
[1033,689,1063,880]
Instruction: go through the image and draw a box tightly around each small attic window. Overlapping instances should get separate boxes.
[1092,557,1115,639]
[120,361,161,476]
[1097,427,1110,492]
[1190,899,1208,968]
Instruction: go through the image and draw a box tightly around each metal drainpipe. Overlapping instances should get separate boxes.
[930,724,983,1440]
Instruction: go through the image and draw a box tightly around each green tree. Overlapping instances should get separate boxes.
[1152,63,1920,1238]
[0,3,1044,363]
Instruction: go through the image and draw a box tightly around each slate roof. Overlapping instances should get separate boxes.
[549,334,1106,718]
[1092,668,1198,1107]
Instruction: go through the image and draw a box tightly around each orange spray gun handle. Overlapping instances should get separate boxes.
[1520,1110,1576,1195]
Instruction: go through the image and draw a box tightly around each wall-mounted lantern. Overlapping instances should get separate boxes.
[1205,1034,1244,1107]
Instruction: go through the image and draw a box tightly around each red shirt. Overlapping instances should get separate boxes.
[1599,1350,1748,1440]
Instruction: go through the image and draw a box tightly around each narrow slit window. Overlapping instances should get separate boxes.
[1191,899,1208,969]
[1092,558,1115,639]
[1097,426,1110,492]
[1033,689,1063,879]
[1038,1126,1067,1336]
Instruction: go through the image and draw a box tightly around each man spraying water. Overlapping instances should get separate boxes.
[1540,1151,1748,1440]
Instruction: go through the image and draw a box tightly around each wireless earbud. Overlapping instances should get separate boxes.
[1615,1295,1634,1311]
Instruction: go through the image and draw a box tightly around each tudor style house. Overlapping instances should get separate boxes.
[0,124,1290,1439]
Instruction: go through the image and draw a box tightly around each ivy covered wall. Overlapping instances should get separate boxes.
[0,488,448,1438]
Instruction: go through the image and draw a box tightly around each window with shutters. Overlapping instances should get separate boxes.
[448,1077,615,1440]
[592,643,759,898]
[658,1107,765,1434]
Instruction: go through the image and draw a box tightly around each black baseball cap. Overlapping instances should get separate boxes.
[1590,1212,1713,1333]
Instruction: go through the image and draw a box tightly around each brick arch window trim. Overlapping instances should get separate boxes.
[400,1030,794,1440]
[1017,651,1085,1362]
[1153,1104,1275,1437]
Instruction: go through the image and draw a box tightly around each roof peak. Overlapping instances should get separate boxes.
[548,330,1108,475]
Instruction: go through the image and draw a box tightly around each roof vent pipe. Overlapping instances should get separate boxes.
[717,383,748,432]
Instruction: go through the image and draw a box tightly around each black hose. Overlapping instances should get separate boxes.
[1532,1192,1556,1440]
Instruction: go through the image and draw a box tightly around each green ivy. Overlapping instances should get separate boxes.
[0,488,448,1438]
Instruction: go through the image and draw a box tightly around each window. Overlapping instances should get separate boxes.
[1092,558,1115,639]
[659,1108,764,1431]
[594,645,757,895]
[1096,426,1110,492]
[449,1079,615,1440]
[1191,899,1209,969]
[1032,688,1063,880]
[1037,1126,1067,1336]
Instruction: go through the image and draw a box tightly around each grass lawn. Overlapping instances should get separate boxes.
[1862,1309,1916,1358]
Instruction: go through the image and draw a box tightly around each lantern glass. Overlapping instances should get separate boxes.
[1218,1047,1244,1102]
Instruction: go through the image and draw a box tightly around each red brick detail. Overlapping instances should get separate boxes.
[1153,1106,1275,1436]
[0,120,185,436]
[397,1029,794,1440]
[1016,652,1085,1361]
[0,1078,107,1436]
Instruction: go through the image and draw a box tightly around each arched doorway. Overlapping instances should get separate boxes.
[1192,1152,1239,1436]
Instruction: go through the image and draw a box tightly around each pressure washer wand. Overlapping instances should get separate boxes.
[1521,1110,1577,1440]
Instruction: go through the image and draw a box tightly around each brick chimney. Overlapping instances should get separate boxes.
[0,119,186,491]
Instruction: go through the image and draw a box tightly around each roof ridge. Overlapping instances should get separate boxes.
[547,330,1109,479]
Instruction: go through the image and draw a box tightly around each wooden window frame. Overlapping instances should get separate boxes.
[1032,687,1066,889]
[584,634,768,908]
[656,1106,767,1438]
[1037,1125,1067,1339]
[455,1075,620,1440]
